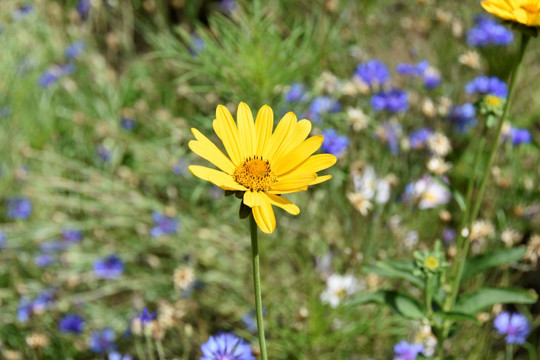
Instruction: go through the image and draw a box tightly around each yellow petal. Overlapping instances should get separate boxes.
[255,105,273,157]
[310,174,332,185]
[280,153,337,177]
[214,105,242,165]
[188,165,246,191]
[271,119,312,163]
[253,201,276,234]
[237,102,256,157]
[269,173,317,193]
[262,112,296,160]
[273,135,324,176]
[189,128,235,174]
[243,191,264,207]
[263,192,300,215]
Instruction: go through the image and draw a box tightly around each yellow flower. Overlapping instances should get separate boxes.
[188,102,337,233]
[481,0,540,27]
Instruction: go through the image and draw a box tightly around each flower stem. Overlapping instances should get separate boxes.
[250,213,268,360]
[506,343,513,360]
[442,32,530,340]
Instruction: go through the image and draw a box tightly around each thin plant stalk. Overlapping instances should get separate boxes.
[446,33,530,312]
[145,332,157,360]
[156,338,166,360]
[250,213,268,360]
[506,343,513,360]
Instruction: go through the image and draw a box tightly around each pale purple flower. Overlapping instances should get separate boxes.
[494,311,531,344]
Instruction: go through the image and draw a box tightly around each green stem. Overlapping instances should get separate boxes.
[506,343,513,360]
[442,32,530,343]
[135,338,147,360]
[156,338,166,360]
[250,214,268,360]
[145,332,157,360]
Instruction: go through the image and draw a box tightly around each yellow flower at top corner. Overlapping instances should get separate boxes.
[481,0,540,27]
[188,102,337,234]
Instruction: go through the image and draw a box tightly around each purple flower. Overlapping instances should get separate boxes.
[200,333,255,360]
[423,68,442,89]
[94,255,124,280]
[96,144,112,162]
[62,228,83,243]
[442,228,457,245]
[32,288,56,313]
[508,127,532,146]
[120,117,137,131]
[172,159,188,175]
[12,4,33,21]
[393,340,424,360]
[465,75,508,98]
[65,40,86,60]
[375,122,402,155]
[467,16,514,47]
[371,89,408,113]
[494,311,531,344]
[409,128,434,150]
[308,96,341,122]
[38,64,75,88]
[447,103,477,133]
[5,197,32,220]
[219,0,237,13]
[285,83,309,103]
[76,0,91,20]
[89,328,116,353]
[241,311,257,333]
[34,253,55,267]
[39,240,68,253]
[151,212,180,237]
[321,129,349,157]
[59,314,85,334]
[190,34,205,57]
[17,297,34,323]
[108,353,133,360]
[138,307,156,325]
[396,61,429,77]
[0,230,6,249]
[354,60,390,87]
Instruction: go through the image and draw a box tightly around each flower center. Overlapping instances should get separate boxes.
[233,157,277,192]
[424,256,439,271]
[520,2,538,13]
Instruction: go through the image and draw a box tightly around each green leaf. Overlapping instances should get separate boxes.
[348,290,426,319]
[433,311,480,324]
[454,287,538,315]
[462,247,526,281]
[363,260,424,289]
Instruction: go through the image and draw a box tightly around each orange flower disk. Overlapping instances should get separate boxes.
[188,103,337,233]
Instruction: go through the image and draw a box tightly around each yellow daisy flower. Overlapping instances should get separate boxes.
[481,0,540,27]
[188,102,337,234]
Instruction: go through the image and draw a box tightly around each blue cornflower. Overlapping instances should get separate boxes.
[494,311,531,344]
[32,288,56,313]
[39,240,68,253]
[423,68,442,89]
[65,40,86,60]
[375,122,402,155]
[447,103,477,133]
[219,0,237,13]
[396,60,429,77]
[241,311,257,333]
[151,212,180,237]
[371,89,408,113]
[6,197,32,220]
[354,59,390,87]
[442,228,457,245]
[17,297,34,323]
[465,76,508,98]
[308,96,341,122]
[190,34,205,57]
[393,340,424,360]
[321,129,349,157]
[96,144,112,162]
[1,106,11,118]
[76,0,91,20]
[172,159,188,175]
[467,16,514,47]
[59,314,85,334]
[120,117,137,131]
[62,228,83,243]
[508,127,533,146]
[0,230,6,249]
[409,128,434,150]
[108,353,133,360]
[38,64,74,88]
[285,83,309,103]
[89,328,116,353]
[138,308,156,325]
[34,253,55,267]
[200,333,255,360]
[12,4,33,21]
[94,255,124,280]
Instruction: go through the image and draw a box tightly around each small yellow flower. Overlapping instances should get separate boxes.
[424,256,440,271]
[481,0,540,27]
[188,103,337,233]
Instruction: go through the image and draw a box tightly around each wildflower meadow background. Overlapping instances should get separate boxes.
[1,0,539,359]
